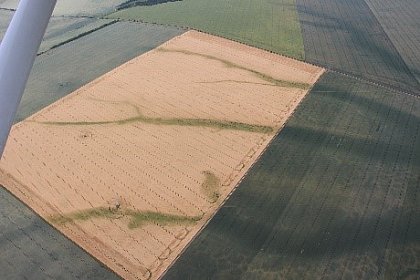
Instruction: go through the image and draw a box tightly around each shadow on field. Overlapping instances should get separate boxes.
[163,72,420,279]
[165,179,420,279]
[0,187,121,279]
[279,125,416,165]
[295,0,420,95]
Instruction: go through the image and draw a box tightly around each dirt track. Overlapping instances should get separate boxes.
[0,31,323,279]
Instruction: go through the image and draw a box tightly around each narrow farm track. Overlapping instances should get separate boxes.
[163,71,420,279]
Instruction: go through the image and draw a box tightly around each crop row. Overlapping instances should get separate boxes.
[365,0,420,86]
[163,72,420,279]
[109,0,305,59]
[15,21,184,122]
[296,0,420,95]
[0,187,120,279]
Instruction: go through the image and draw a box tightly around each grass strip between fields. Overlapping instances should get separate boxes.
[158,48,311,90]
[50,207,201,229]
[27,46,314,134]
[31,115,274,134]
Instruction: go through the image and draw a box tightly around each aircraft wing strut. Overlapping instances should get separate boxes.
[0,0,57,157]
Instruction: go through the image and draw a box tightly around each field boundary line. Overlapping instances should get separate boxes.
[320,66,420,100]
[5,6,420,98]
[36,20,118,56]
[0,7,15,12]
[157,70,326,279]
[362,0,420,90]
[0,178,123,280]
[15,31,192,128]
[105,16,311,60]
[105,17,420,99]
[57,14,189,32]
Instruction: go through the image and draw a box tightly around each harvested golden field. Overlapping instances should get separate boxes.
[0,31,324,280]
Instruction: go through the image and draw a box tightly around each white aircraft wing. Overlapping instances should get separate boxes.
[0,0,57,157]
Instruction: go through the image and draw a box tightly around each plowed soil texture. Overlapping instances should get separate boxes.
[0,186,121,280]
[296,0,420,95]
[163,71,420,280]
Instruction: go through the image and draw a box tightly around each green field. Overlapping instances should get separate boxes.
[109,0,305,59]
[39,17,115,54]
[0,0,127,16]
[0,187,120,279]
[164,71,420,279]
[1,10,115,55]
[15,22,184,123]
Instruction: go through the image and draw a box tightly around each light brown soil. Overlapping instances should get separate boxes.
[0,31,324,280]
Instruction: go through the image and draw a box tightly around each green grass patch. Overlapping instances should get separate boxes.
[124,209,201,229]
[108,0,305,59]
[14,22,184,123]
[201,171,220,203]
[158,48,310,89]
[50,207,201,229]
[50,207,120,225]
[162,72,420,278]
[32,114,274,134]
[30,48,311,134]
